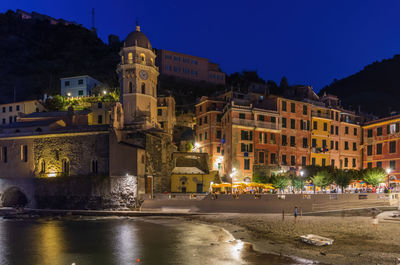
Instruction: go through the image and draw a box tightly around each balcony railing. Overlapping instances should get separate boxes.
[232,118,279,130]
[311,111,331,119]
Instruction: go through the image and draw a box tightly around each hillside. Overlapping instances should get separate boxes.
[0,10,120,103]
[319,55,400,117]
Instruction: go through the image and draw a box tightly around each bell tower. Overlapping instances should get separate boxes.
[117,23,159,128]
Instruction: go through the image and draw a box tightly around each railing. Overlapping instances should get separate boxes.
[232,118,279,130]
[311,111,331,119]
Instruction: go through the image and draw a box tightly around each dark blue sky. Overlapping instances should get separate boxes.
[2,0,400,91]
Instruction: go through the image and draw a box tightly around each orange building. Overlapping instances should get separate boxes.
[156,49,225,84]
[363,115,400,184]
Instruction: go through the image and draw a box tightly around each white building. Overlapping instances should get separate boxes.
[60,75,102,97]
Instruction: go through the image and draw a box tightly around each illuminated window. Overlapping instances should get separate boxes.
[20,145,27,162]
[121,56,124,63]
[128,53,133,64]
[140,53,145,63]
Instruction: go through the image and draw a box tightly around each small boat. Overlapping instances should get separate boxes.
[300,234,334,246]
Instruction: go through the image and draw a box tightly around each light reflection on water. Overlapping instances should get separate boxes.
[0,218,308,265]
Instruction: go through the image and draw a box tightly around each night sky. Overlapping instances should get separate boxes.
[2,0,400,91]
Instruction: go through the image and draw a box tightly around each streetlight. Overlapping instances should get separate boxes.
[300,170,305,194]
[103,90,107,95]
[386,168,392,190]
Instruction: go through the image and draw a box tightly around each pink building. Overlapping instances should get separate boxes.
[156,49,225,85]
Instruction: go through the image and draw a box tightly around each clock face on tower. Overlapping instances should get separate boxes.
[139,70,149,80]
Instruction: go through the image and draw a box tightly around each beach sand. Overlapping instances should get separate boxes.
[184,213,400,265]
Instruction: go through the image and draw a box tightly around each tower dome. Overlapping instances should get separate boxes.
[124,24,152,49]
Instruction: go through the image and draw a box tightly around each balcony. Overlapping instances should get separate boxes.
[311,111,331,119]
[232,118,279,130]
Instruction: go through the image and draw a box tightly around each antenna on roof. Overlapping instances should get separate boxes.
[91,8,97,34]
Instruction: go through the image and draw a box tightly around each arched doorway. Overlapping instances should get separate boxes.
[1,187,28,207]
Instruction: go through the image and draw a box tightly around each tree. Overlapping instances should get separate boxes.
[334,169,354,193]
[253,170,269,184]
[45,95,66,111]
[271,174,290,192]
[279,76,289,89]
[312,170,333,193]
[291,176,303,192]
[362,168,386,187]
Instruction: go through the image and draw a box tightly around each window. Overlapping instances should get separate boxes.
[291,155,295,166]
[335,126,339,135]
[270,133,276,144]
[353,142,357,151]
[312,157,316,165]
[61,158,70,175]
[282,155,287,165]
[290,103,295,113]
[331,125,334,134]
[78,90,83,96]
[367,145,372,156]
[174,56,180,61]
[290,136,296,147]
[331,159,335,167]
[322,158,326,166]
[389,141,396,153]
[367,162,372,168]
[9,106,12,112]
[65,81,70,86]
[16,105,20,111]
[282,101,287,111]
[158,109,162,116]
[20,145,27,162]
[165,54,172,59]
[259,132,263,143]
[303,138,308,148]
[312,138,316,147]
[97,115,103,124]
[282,135,287,146]
[259,115,264,121]
[302,156,306,166]
[344,158,348,167]
[271,117,276,123]
[390,160,396,170]
[345,126,349,134]
[352,158,356,168]
[199,133,202,141]
[335,112,339,121]
[244,159,250,170]
[217,146,221,153]
[377,127,382,136]
[2,107,5,113]
[282,117,287,128]
[323,123,327,131]
[264,133,268,144]
[389,123,399,134]
[367,129,373,138]
[330,141,334,150]
[140,54,145,62]
[91,159,98,173]
[2,118,5,124]
[205,132,208,140]
[303,105,307,115]
[78,79,83,85]
[313,121,317,130]
[376,143,382,154]
[259,152,265,164]
[335,141,339,150]
[9,116,12,124]
[160,122,164,128]
[354,128,357,136]
[217,131,221,139]
[204,116,208,124]
[239,113,245,119]
[344,141,349,150]
[199,118,202,125]
[217,114,221,122]
[322,139,327,148]
[141,83,146,94]
[128,53,133,63]
[40,160,45,174]
[270,153,276,164]
[290,119,295,129]
[241,130,250,140]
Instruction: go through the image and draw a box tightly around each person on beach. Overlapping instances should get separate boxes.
[372,211,378,231]
[294,206,298,222]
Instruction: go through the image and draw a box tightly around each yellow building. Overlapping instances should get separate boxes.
[171,167,219,193]
[311,106,332,166]
[88,102,113,125]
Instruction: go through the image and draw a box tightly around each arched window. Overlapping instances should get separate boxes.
[91,159,98,174]
[140,54,145,63]
[121,55,124,64]
[61,158,70,176]
[141,83,146,94]
[129,82,133,93]
[128,53,133,64]
[40,160,46,174]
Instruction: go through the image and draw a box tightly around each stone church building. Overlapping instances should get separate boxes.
[0,25,176,209]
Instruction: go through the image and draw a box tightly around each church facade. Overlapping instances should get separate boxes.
[0,25,176,209]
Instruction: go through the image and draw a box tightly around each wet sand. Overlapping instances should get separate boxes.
[183,213,400,265]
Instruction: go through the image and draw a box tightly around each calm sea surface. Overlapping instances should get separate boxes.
[0,217,314,265]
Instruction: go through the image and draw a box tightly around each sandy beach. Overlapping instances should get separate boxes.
[184,212,400,265]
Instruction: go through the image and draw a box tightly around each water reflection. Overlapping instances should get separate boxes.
[0,218,310,265]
